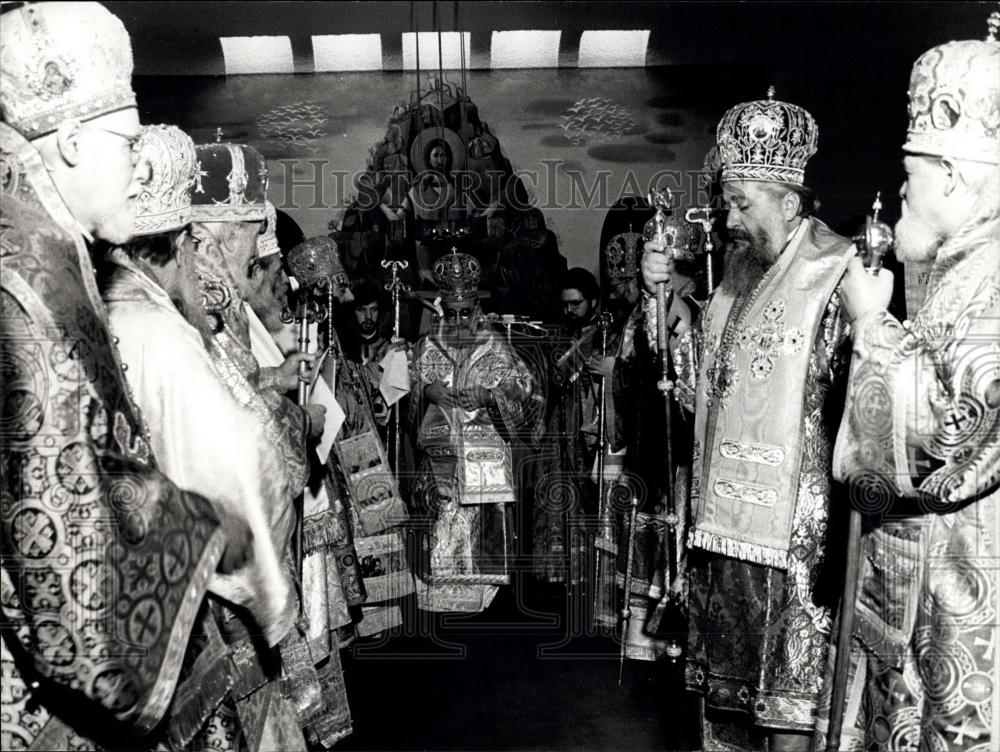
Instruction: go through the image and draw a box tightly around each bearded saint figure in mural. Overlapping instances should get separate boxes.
[409,250,543,613]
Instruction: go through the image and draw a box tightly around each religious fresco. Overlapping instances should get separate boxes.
[134,66,759,275]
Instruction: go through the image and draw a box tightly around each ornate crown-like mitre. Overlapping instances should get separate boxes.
[903,13,1000,165]
[131,125,196,236]
[0,2,137,139]
[190,143,269,222]
[603,231,642,280]
[716,87,818,186]
[433,250,481,301]
[257,200,280,258]
[286,236,345,287]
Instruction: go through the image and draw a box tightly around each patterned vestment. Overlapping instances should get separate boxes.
[0,123,225,749]
[193,229,335,750]
[250,308,364,659]
[533,318,607,586]
[409,322,540,612]
[321,326,413,640]
[102,255,297,648]
[657,217,854,739]
[598,307,682,661]
[820,211,999,751]
[683,291,850,734]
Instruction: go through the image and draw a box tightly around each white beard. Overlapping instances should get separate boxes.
[93,201,137,245]
[894,210,944,263]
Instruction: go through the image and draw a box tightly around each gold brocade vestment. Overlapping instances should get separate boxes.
[647,217,854,738]
[0,122,224,751]
[820,213,999,752]
[409,323,538,613]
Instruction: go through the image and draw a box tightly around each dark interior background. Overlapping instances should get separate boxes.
[103,1,984,278]
[48,5,985,749]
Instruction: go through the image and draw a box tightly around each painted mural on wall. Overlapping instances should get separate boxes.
[135,66,753,286]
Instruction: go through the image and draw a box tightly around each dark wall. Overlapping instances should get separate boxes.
[121,2,980,257]
[105,1,978,75]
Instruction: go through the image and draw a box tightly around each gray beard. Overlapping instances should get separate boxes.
[894,212,945,263]
[720,228,774,296]
[172,283,216,349]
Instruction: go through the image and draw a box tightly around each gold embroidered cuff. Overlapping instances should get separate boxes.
[642,291,659,351]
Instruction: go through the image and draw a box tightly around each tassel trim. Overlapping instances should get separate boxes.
[688,527,788,570]
[852,607,910,671]
[165,659,236,749]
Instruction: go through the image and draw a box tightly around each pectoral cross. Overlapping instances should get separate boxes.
[667,315,684,339]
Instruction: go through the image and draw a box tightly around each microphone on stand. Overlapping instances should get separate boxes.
[483,312,547,334]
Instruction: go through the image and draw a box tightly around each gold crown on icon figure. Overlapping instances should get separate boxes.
[131,125,197,236]
[0,2,137,139]
[716,86,818,186]
[433,249,482,301]
[903,10,1000,165]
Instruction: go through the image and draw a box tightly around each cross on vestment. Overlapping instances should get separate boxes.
[944,407,972,433]
[667,315,684,338]
[946,719,983,746]
[130,559,159,591]
[0,661,19,705]
[163,537,188,580]
[130,601,161,643]
[15,511,54,557]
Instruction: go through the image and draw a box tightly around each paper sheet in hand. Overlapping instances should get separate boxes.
[310,362,345,461]
[309,347,330,391]
[379,347,410,407]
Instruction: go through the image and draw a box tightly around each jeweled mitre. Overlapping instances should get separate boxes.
[132,125,197,236]
[190,143,269,222]
[0,2,137,139]
[257,201,281,258]
[603,232,641,281]
[716,87,818,186]
[286,236,345,287]
[903,19,999,165]
[433,250,481,301]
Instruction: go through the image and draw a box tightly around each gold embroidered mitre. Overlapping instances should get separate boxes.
[903,12,1000,165]
[433,249,481,301]
[603,231,642,281]
[190,143,269,222]
[0,2,137,139]
[256,201,280,258]
[132,125,196,236]
[286,236,346,288]
[716,87,818,186]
